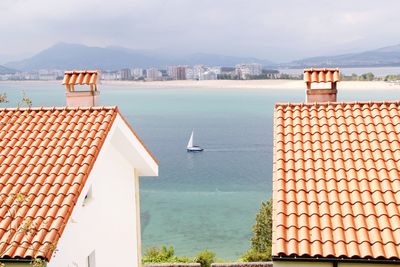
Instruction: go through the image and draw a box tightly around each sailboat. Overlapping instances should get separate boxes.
[187,130,203,152]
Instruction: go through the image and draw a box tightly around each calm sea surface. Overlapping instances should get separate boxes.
[0,81,399,259]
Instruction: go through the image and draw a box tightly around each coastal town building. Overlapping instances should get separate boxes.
[167,65,178,79]
[272,68,400,266]
[185,67,194,80]
[202,70,217,80]
[101,70,119,80]
[208,66,221,76]
[190,65,221,80]
[193,65,207,80]
[131,68,144,79]
[0,70,158,266]
[38,69,63,80]
[167,65,187,80]
[176,66,186,80]
[235,63,262,79]
[146,68,162,81]
[120,68,132,80]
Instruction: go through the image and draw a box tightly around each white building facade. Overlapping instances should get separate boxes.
[50,114,158,267]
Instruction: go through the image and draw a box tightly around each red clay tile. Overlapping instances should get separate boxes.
[273,101,400,260]
[63,71,98,87]
[304,68,340,83]
[0,107,122,261]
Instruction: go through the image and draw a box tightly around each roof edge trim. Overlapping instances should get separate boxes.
[272,256,400,264]
[116,111,159,165]
[275,100,400,108]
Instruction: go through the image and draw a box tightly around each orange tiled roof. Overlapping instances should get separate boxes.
[0,107,118,261]
[304,68,340,83]
[62,70,98,86]
[273,101,400,260]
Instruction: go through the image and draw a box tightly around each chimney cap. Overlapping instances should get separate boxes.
[304,68,340,83]
[63,70,99,92]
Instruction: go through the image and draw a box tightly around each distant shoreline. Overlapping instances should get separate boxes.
[1,79,400,90]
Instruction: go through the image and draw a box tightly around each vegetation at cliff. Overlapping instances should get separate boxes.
[341,72,375,81]
[143,199,273,264]
[240,199,272,262]
[143,246,216,267]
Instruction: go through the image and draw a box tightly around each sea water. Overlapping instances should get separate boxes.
[0,81,399,259]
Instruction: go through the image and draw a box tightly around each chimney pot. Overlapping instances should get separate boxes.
[311,71,318,82]
[63,70,100,107]
[318,71,325,82]
[326,71,333,82]
[333,71,340,81]
[304,68,339,103]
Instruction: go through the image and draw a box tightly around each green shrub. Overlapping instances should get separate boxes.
[142,245,191,264]
[241,248,271,262]
[194,249,216,267]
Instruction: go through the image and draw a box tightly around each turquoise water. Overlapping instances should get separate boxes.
[0,81,399,259]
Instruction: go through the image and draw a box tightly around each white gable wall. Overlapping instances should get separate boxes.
[49,114,157,267]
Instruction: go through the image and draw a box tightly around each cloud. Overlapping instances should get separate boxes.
[0,0,400,63]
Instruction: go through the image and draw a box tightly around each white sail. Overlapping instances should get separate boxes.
[187,131,194,148]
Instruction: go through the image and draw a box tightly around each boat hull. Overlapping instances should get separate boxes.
[187,146,204,152]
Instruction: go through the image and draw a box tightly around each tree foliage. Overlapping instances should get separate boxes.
[143,246,217,266]
[241,247,271,262]
[384,74,400,81]
[251,199,272,251]
[142,245,191,264]
[194,249,216,267]
[0,93,7,104]
[341,72,375,81]
[241,199,272,262]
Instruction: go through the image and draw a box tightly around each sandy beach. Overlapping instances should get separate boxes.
[101,79,400,90]
[2,79,400,90]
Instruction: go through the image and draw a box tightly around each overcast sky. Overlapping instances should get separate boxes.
[1,0,399,63]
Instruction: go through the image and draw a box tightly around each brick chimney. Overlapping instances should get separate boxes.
[304,68,340,103]
[63,70,100,107]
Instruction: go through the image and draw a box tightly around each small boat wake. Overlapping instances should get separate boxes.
[205,147,267,152]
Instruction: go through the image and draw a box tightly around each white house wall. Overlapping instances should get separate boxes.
[49,118,146,267]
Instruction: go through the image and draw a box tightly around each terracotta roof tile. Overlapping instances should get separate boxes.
[0,107,118,261]
[273,101,400,260]
[304,68,340,83]
[62,71,98,86]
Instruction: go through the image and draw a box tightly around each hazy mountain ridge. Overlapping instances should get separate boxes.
[5,42,400,71]
[287,44,400,68]
[5,43,157,71]
[4,43,275,71]
[0,65,16,74]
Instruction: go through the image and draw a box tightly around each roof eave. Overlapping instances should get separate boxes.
[0,258,44,263]
[273,255,400,265]
[112,112,158,177]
